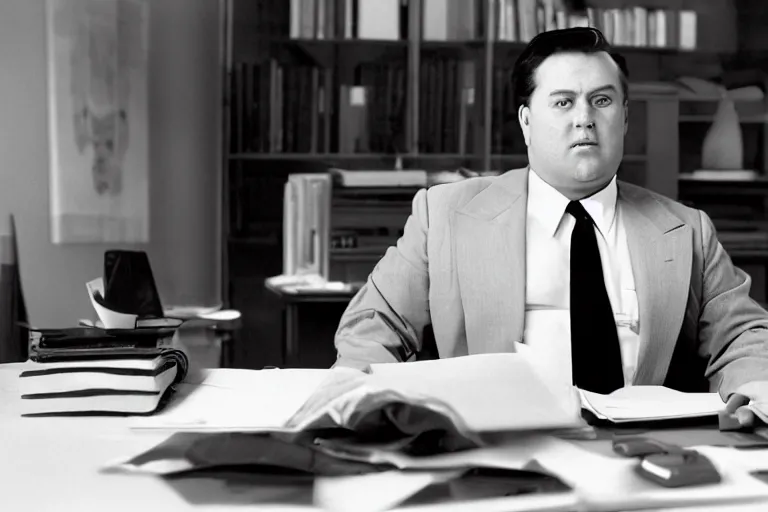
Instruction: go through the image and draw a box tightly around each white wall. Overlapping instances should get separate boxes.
[0,0,222,327]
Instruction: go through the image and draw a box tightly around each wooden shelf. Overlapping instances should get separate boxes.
[728,249,768,260]
[491,41,688,54]
[420,39,485,49]
[679,114,767,124]
[230,153,499,161]
[285,37,407,46]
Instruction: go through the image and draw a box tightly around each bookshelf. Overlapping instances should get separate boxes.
[674,76,768,303]
[221,0,741,369]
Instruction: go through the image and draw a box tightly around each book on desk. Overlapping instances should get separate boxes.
[19,326,189,415]
[18,249,194,416]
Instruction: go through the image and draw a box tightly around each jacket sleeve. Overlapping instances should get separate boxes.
[697,210,768,400]
[332,188,432,370]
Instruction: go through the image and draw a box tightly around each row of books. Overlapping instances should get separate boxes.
[229,60,408,154]
[289,0,409,41]
[492,2,697,50]
[490,66,526,156]
[243,0,698,49]
[418,56,476,154]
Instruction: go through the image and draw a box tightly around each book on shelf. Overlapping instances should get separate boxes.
[230,60,407,156]
[419,56,476,155]
[283,173,332,278]
[330,167,428,188]
[289,0,409,41]
[422,0,481,41]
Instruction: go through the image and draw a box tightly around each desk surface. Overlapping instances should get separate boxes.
[2,362,768,512]
[265,279,358,304]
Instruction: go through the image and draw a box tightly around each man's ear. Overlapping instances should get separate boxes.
[518,105,531,146]
[623,101,629,135]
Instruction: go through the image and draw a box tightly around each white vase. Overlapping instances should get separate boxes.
[701,95,744,171]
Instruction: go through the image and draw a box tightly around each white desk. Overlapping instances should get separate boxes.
[0,364,315,512]
[2,362,768,512]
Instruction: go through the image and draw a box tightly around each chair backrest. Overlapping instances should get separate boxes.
[0,215,28,363]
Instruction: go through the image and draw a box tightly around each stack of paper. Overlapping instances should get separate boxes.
[579,386,725,423]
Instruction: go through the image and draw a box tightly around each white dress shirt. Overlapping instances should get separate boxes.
[523,168,640,390]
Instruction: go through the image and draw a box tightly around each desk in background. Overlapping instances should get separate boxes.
[265,281,356,368]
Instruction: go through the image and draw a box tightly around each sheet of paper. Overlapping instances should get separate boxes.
[86,277,138,329]
[130,368,331,432]
[315,467,580,512]
[748,401,768,424]
[579,386,726,423]
[369,353,584,433]
[314,470,462,512]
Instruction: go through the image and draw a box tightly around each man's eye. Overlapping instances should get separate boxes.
[555,99,571,108]
[594,96,612,106]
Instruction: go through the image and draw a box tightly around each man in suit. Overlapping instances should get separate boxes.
[333,27,768,426]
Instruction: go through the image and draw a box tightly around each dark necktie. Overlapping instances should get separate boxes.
[567,200,624,394]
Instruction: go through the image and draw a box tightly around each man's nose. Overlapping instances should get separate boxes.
[573,102,595,129]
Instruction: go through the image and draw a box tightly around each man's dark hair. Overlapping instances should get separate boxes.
[512,27,629,111]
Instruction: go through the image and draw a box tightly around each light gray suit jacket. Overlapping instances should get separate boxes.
[333,167,768,399]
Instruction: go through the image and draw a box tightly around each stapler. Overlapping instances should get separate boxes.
[613,436,722,488]
[635,450,722,488]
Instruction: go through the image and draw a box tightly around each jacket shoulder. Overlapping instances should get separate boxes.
[618,180,702,224]
[426,172,518,211]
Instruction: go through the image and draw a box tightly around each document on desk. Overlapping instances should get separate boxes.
[364,353,584,433]
[579,386,726,423]
[130,367,334,432]
[132,352,584,439]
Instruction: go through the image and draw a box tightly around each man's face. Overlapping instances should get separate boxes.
[518,51,627,199]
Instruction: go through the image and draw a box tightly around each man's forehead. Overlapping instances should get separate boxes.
[533,51,621,91]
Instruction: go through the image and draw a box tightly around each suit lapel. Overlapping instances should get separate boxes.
[454,169,528,355]
[619,184,692,385]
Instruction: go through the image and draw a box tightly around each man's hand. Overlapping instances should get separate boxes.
[725,381,768,428]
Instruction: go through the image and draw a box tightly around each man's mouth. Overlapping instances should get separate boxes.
[571,141,598,148]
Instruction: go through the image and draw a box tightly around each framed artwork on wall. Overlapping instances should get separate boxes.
[46,0,150,244]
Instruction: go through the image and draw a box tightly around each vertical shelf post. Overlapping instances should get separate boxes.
[645,90,680,199]
[482,0,495,171]
[407,0,421,156]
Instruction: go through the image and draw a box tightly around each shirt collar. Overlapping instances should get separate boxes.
[527,168,618,237]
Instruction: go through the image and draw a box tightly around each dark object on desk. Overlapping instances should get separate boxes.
[635,451,722,488]
[103,250,164,318]
[611,428,768,451]
[718,409,752,432]
[610,434,723,488]
[28,327,182,365]
[401,466,573,506]
[613,436,681,458]
[154,432,395,477]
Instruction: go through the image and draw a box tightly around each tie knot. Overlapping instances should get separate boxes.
[566,201,593,224]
